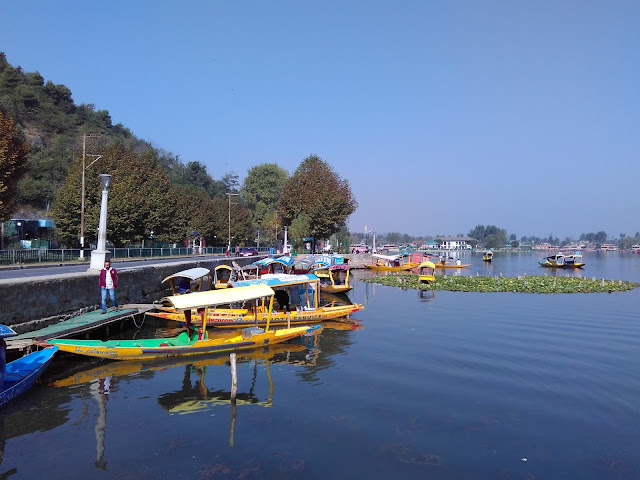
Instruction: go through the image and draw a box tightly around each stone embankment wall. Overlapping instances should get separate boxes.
[0,257,256,333]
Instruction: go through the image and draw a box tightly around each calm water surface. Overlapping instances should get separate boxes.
[2,252,639,479]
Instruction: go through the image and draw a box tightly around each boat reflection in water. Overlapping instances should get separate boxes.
[51,342,317,456]
[418,289,436,303]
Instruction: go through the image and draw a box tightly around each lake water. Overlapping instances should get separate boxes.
[2,252,639,479]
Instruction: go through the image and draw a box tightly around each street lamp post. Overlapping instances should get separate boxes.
[226,192,239,251]
[80,134,102,259]
[88,174,112,271]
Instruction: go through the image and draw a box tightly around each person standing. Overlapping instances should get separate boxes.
[100,260,119,314]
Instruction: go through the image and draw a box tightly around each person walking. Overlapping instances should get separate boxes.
[100,260,119,314]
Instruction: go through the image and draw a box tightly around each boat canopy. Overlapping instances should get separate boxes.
[162,267,211,285]
[274,256,294,266]
[313,255,334,267]
[214,264,233,271]
[232,273,318,288]
[161,285,276,311]
[418,261,436,269]
[312,264,350,273]
[372,253,404,261]
[0,324,17,338]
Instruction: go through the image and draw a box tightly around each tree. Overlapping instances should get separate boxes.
[209,197,254,247]
[468,225,486,242]
[279,155,357,239]
[241,163,288,229]
[0,108,29,221]
[289,214,311,250]
[594,231,607,244]
[52,143,177,247]
[171,184,218,244]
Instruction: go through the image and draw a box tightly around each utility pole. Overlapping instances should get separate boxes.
[80,133,102,259]
[226,192,239,250]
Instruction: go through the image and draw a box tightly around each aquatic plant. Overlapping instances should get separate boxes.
[362,274,640,294]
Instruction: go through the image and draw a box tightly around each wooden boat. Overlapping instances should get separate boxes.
[213,264,235,289]
[162,267,211,294]
[46,285,320,361]
[1,324,58,406]
[312,264,353,293]
[482,251,493,262]
[364,253,420,271]
[148,274,364,328]
[434,259,471,269]
[290,256,315,274]
[539,253,565,267]
[417,261,436,284]
[563,253,586,268]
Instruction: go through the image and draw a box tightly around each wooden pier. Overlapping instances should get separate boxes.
[6,304,156,354]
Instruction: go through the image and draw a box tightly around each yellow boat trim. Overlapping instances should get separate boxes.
[163,285,275,311]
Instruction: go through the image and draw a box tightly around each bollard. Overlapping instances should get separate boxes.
[230,353,237,400]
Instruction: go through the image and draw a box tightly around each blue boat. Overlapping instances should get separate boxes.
[0,324,58,407]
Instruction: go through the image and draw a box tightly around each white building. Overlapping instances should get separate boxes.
[436,236,476,250]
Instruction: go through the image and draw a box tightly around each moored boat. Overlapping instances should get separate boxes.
[364,253,420,271]
[313,264,353,293]
[417,261,436,284]
[162,267,211,294]
[1,324,58,406]
[213,264,235,289]
[149,274,364,328]
[482,251,493,262]
[46,286,320,361]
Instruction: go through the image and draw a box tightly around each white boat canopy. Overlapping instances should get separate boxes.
[161,285,276,312]
[162,267,211,285]
[372,253,404,261]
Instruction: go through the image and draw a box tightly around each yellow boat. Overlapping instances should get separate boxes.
[482,251,493,262]
[312,264,353,293]
[562,253,586,269]
[364,253,420,271]
[434,258,471,268]
[148,274,364,328]
[46,285,319,361]
[417,261,436,283]
[213,264,235,289]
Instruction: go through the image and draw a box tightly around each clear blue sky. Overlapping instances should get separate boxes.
[2,1,639,240]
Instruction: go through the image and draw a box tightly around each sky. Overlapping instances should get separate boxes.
[1,1,639,240]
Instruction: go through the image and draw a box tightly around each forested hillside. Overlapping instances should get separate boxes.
[0,52,233,213]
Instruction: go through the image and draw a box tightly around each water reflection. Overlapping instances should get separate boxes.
[417,290,436,303]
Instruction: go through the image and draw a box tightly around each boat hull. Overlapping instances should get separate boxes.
[435,264,471,269]
[0,346,58,406]
[47,326,319,361]
[364,263,420,272]
[419,275,435,283]
[148,304,364,328]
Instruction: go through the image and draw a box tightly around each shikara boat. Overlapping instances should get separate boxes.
[434,259,471,269]
[162,267,211,294]
[290,256,315,274]
[213,264,235,289]
[46,286,320,361]
[312,264,353,293]
[417,261,436,284]
[539,253,565,268]
[563,253,586,268]
[482,251,493,262]
[364,253,420,271]
[1,325,58,406]
[150,274,363,328]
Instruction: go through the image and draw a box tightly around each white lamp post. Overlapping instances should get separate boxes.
[89,174,112,271]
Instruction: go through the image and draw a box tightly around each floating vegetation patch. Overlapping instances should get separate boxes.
[362,274,640,294]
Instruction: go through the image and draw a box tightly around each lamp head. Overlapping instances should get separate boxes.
[100,174,112,190]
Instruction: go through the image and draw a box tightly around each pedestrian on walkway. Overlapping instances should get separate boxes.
[100,260,119,314]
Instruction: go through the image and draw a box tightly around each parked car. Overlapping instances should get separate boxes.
[240,247,258,256]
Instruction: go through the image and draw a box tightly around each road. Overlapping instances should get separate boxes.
[0,254,229,280]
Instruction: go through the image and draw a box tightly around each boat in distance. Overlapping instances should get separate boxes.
[45,285,319,361]
[364,253,420,271]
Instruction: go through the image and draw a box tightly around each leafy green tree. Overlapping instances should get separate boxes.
[209,197,254,247]
[52,143,177,247]
[289,213,311,250]
[279,155,357,240]
[0,108,29,221]
[171,184,218,243]
[594,231,607,244]
[241,163,288,229]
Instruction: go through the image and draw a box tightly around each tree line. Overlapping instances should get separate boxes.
[0,53,356,249]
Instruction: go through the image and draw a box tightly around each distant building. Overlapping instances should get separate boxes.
[435,236,477,250]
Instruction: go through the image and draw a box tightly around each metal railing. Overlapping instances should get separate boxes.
[0,246,274,265]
